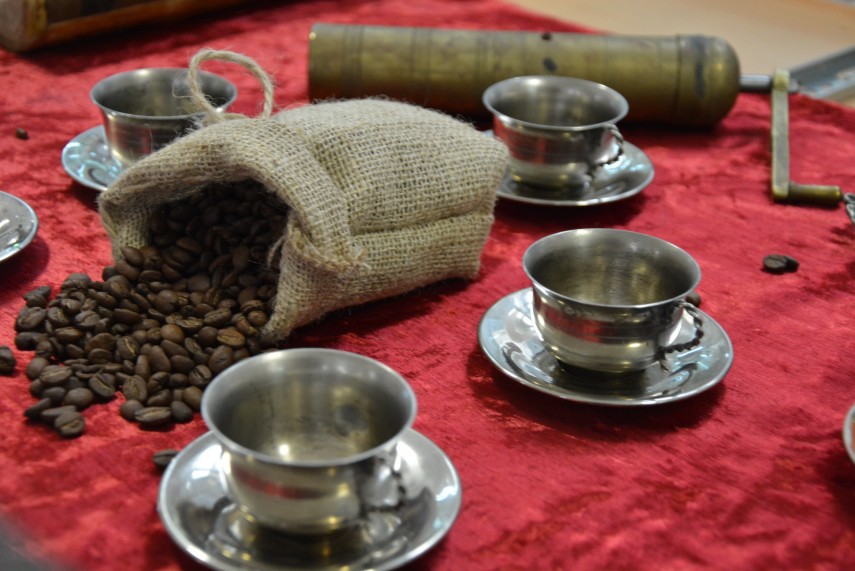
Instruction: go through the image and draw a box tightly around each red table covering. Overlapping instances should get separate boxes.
[2,1,855,569]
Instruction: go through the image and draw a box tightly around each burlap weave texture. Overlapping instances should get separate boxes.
[99,98,509,341]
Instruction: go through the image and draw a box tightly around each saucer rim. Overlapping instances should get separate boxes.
[843,403,855,465]
[157,429,462,571]
[0,190,39,264]
[477,288,734,406]
[61,125,122,192]
[495,141,654,207]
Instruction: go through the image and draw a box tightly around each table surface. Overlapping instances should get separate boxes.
[509,0,855,105]
[1,1,855,570]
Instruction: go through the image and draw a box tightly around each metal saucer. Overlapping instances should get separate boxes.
[61,125,123,192]
[477,289,734,406]
[0,190,38,263]
[158,430,461,571]
[843,403,855,465]
[495,140,654,207]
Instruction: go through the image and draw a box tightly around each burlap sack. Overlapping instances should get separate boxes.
[99,52,509,343]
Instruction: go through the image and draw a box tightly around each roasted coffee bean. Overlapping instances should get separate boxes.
[173,317,203,335]
[64,387,95,410]
[114,259,141,281]
[113,308,142,325]
[170,355,196,375]
[0,346,15,375]
[187,274,211,293]
[168,373,189,389]
[88,374,117,400]
[170,401,194,423]
[188,365,213,388]
[86,332,116,353]
[160,340,188,359]
[74,310,101,330]
[62,273,92,291]
[15,127,29,140]
[25,357,49,380]
[197,326,219,348]
[146,389,173,407]
[42,387,67,405]
[116,336,140,360]
[216,328,246,349]
[122,375,148,402]
[15,306,46,331]
[24,398,52,420]
[120,246,145,268]
[135,406,172,427]
[153,448,179,469]
[182,386,203,411]
[15,331,44,350]
[134,354,152,380]
[119,399,144,421]
[246,310,268,328]
[687,290,702,307]
[45,306,71,327]
[87,348,113,364]
[89,290,118,310]
[54,411,85,438]
[159,323,185,345]
[40,405,77,424]
[23,286,51,308]
[28,380,45,397]
[202,308,232,329]
[208,345,234,374]
[763,253,799,274]
[39,365,72,387]
[147,345,171,373]
[54,327,84,345]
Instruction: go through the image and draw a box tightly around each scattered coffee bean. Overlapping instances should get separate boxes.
[54,411,85,438]
[153,448,179,469]
[15,127,28,140]
[119,399,144,421]
[0,346,16,375]
[686,290,702,307]
[763,254,799,274]
[135,406,172,427]
[170,401,194,423]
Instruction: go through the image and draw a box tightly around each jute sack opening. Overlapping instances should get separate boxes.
[99,50,509,343]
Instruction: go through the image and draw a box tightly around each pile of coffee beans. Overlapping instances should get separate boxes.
[14,183,286,438]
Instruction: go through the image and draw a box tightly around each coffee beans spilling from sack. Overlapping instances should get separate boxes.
[14,183,284,438]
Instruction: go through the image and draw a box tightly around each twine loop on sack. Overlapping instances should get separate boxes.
[187,48,276,123]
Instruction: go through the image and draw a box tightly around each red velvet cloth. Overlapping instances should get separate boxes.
[1,1,855,569]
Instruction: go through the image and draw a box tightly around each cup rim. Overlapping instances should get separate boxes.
[90,67,238,121]
[201,348,418,468]
[482,75,629,132]
[522,228,701,310]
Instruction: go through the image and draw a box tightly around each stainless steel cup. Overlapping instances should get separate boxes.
[523,229,702,373]
[201,348,417,534]
[90,68,237,167]
[483,75,628,190]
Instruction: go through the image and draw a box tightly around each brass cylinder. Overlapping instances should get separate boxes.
[308,24,741,127]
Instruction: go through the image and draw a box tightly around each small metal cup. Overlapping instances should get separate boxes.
[523,229,702,373]
[201,348,417,534]
[90,68,237,167]
[483,76,628,190]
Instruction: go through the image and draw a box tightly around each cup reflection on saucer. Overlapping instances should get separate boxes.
[201,348,417,535]
[523,228,704,374]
